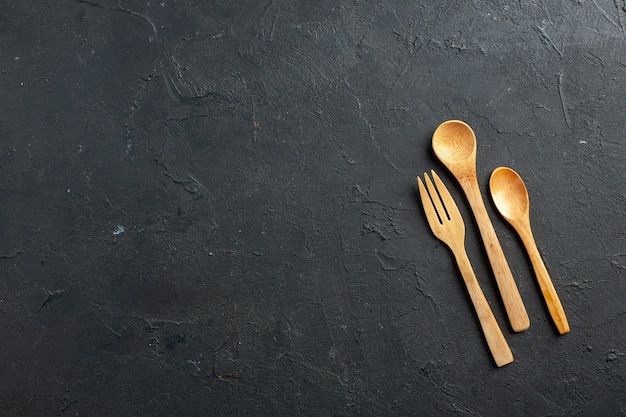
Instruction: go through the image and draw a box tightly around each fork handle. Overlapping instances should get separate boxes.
[454,249,514,367]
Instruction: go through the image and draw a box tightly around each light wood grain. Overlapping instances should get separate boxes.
[455,248,514,367]
[490,167,570,335]
[518,226,570,334]
[432,120,530,332]
[418,171,514,367]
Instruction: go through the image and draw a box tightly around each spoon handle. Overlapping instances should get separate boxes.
[518,227,570,334]
[460,177,531,332]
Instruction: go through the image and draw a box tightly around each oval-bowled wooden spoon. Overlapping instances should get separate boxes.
[432,120,530,332]
[489,167,570,335]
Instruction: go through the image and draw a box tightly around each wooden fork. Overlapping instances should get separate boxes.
[418,170,514,367]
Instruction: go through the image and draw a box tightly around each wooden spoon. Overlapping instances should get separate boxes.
[489,167,570,335]
[432,120,530,332]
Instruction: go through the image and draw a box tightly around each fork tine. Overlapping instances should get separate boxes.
[417,176,442,233]
[430,170,462,223]
[423,172,447,223]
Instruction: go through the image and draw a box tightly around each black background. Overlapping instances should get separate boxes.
[1,1,625,415]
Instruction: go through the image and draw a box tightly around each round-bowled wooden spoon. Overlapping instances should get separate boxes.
[432,120,530,332]
[489,167,570,335]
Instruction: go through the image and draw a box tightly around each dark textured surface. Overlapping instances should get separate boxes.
[1,0,625,415]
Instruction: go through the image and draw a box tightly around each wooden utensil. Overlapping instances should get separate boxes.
[418,170,514,367]
[489,167,570,334]
[432,120,530,332]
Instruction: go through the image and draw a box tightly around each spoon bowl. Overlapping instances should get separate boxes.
[490,167,530,223]
[432,120,477,170]
[489,167,570,335]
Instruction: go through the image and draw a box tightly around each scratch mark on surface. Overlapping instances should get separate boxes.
[156,161,209,194]
[539,0,554,24]
[187,173,209,193]
[77,0,158,41]
[39,288,65,311]
[164,70,183,101]
[596,310,626,328]
[535,25,563,58]
[610,253,626,272]
[270,14,278,42]
[165,113,211,123]
[591,0,621,29]
[103,321,122,339]
[387,60,411,102]
[139,316,188,329]
[261,0,275,18]
[117,1,158,40]
[613,0,626,32]
[186,359,201,373]
[319,297,340,355]
[32,329,47,351]
[0,247,23,259]
[414,268,439,312]
[212,335,248,382]
[283,354,349,387]
[374,249,404,271]
[345,81,403,175]
[557,71,571,129]
[125,133,132,154]
[606,349,626,361]
[251,98,259,143]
